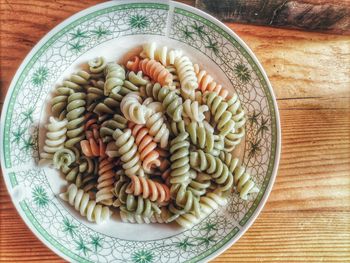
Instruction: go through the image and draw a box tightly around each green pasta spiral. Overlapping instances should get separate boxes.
[122,194,161,218]
[142,83,183,122]
[88,57,107,79]
[104,63,125,96]
[112,170,130,207]
[64,71,90,91]
[169,132,191,184]
[113,128,144,177]
[190,150,233,192]
[61,156,98,192]
[51,87,73,119]
[86,79,104,112]
[65,92,87,148]
[100,114,127,142]
[188,172,212,197]
[203,92,235,136]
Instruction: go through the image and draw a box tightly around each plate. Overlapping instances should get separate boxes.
[0,1,281,262]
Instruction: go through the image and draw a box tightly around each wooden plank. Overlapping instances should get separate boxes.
[196,0,350,35]
[0,0,349,262]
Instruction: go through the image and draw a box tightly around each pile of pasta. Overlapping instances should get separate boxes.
[40,42,258,227]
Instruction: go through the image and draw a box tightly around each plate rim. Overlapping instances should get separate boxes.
[0,0,281,262]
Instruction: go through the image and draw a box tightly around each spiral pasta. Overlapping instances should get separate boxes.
[188,172,212,197]
[129,122,161,172]
[169,132,191,185]
[61,156,98,192]
[182,99,208,122]
[121,92,152,124]
[86,80,104,112]
[88,56,107,79]
[142,83,183,122]
[44,43,256,227]
[81,130,106,158]
[65,92,87,148]
[126,175,170,204]
[128,71,149,86]
[123,194,161,217]
[60,184,111,224]
[203,92,235,136]
[166,66,180,89]
[96,157,115,205]
[219,152,259,199]
[104,63,125,96]
[100,114,127,142]
[174,55,198,93]
[112,171,129,207]
[120,206,170,224]
[141,42,183,66]
[190,150,234,193]
[51,87,72,119]
[144,111,170,149]
[199,191,228,216]
[194,64,229,99]
[137,58,173,86]
[169,183,201,217]
[39,117,68,165]
[113,128,144,177]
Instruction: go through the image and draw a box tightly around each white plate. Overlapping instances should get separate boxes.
[0,1,281,262]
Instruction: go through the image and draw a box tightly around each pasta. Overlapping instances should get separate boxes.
[113,128,144,177]
[142,83,183,122]
[194,64,229,99]
[174,55,198,95]
[126,175,170,204]
[121,92,152,124]
[65,92,87,148]
[129,122,161,172]
[203,92,235,136]
[100,114,127,142]
[219,152,258,199]
[138,58,173,86]
[88,56,107,79]
[96,157,115,205]
[103,63,125,96]
[141,42,182,66]
[39,117,68,165]
[41,44,257,228]
[190,150,234,193]
[51,87,72,119]
[182,99,208,122]
[86,80,104,112]
[60,184,111,224]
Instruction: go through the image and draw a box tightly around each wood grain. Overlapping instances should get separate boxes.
[196,0,350,35]
[1,0,350,262]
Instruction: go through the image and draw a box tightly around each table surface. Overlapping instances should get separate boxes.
[1,0,350,262]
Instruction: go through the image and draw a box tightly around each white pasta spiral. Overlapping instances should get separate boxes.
[60,184,111,224]
[174,55,198,94]
[39,117,68,165]
[182,99,209,122]
[141,42,183,66]
[121,92,152,124]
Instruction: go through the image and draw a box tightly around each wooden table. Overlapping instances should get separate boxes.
[1,0,349,262]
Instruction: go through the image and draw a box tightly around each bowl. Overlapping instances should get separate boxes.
[0,1,281,262]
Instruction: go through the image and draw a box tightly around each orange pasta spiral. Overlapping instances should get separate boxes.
[96,156,115,205]
[80,114,106,157]
[138,58,173,86]
[194,64,229,99]
[126,175,170,203]
[128,122,160,172]
[126,55,140,72]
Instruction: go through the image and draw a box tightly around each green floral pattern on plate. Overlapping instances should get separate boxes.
[1,2,279,262]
